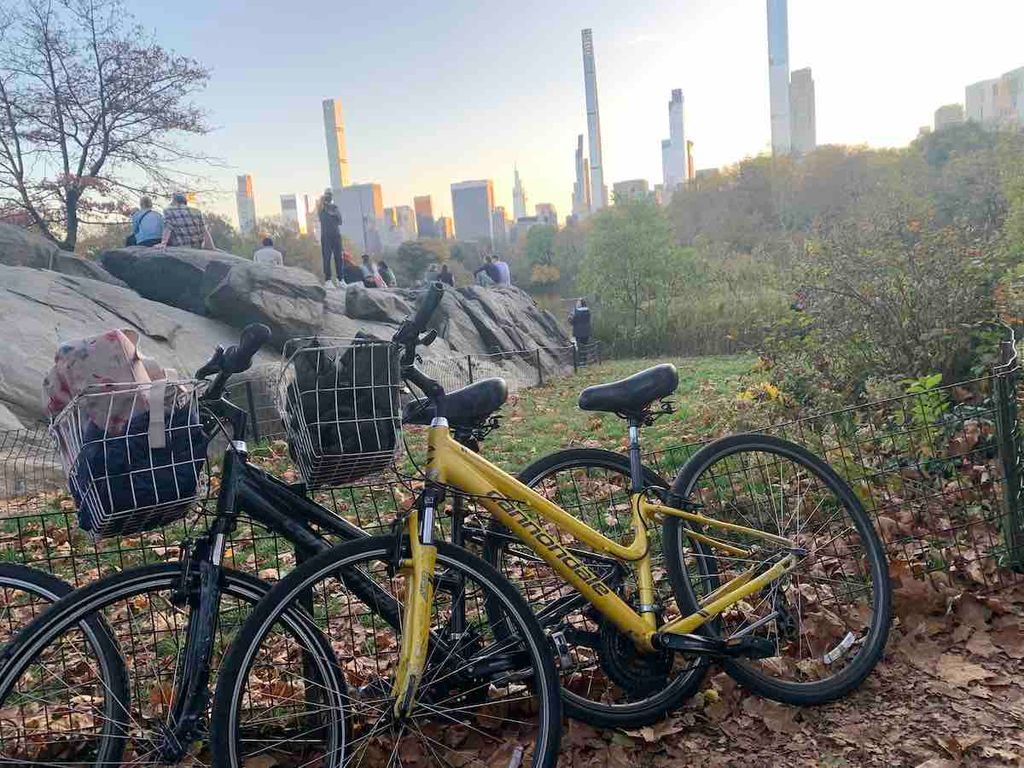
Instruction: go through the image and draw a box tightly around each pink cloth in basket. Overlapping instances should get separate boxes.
[43,329,169,435]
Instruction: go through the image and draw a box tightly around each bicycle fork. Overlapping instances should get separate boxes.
[391,493,439,720]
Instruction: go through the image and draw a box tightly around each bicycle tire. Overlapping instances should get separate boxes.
[0,562,325,765]
[0,563,130,766]
[483,448,710,729]
[663,433,892,705]
[210,535,563,768]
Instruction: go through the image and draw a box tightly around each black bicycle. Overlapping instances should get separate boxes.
[0,320,569,766]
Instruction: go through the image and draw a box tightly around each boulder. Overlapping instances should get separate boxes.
[344,284,413,323]
[101,247,325,346]
[0,265,271,429]
[205,263,325,346]
[100,247,244,315]
[0,223,125,287]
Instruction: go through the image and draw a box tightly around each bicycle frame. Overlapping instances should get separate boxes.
[411,424,802,653]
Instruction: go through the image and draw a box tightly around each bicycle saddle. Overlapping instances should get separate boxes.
[403,377,508,429]
[578,364,678,416]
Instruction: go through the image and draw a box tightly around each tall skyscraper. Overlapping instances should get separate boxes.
[437,216,454,240]
[414,195,438,238]
[572,134,592,217]
[236,175,257,235]
[451,180,495,243]
[280,194,300,231]
[322,98,350,191]
[492,206,510,251]
[512,167,528,221]
[339,183,383,253]
[581,29,608,210]
[789,67,817,154]
[766,0,792,156]
[660,90,686,195]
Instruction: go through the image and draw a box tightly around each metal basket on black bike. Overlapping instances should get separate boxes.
[49,380,209,540]
[278,336,402,488]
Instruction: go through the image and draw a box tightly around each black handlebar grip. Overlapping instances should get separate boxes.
[411,282,445,334]
[224,323,271,374]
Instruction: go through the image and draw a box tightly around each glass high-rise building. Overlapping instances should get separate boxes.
[236,175,257,235]
[414,195,438,238]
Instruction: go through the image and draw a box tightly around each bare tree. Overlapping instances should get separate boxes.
[0,0,210,249]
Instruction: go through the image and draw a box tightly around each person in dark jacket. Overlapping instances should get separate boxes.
[568,298,592,347]
[438,263,455,287]
[473,256,502,286]
[318,189,343,286]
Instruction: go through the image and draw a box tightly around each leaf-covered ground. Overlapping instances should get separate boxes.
[557,576,1024,767]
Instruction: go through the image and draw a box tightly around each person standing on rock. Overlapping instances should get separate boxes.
[127,196,163,247]
[158,192,215,250]
[318,189,344,287]
[253,236,284,266]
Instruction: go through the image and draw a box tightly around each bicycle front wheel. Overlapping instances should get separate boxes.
[211,535,562,768]
[663,434,891,705]
[0,562,317,765]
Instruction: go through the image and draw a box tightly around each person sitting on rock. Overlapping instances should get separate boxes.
[253,236,284,266]
[341,251,365,285]
[128,196,164,247]
[473,255,501,287]
[377,260,398,287]
[438,263,455,287]
[360,253,384,287]
[158,192,214,250]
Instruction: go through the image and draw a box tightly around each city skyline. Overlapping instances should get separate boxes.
[142,0,1024,226]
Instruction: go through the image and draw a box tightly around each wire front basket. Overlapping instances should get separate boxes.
[279,337,402,488]
[50,380,209,540]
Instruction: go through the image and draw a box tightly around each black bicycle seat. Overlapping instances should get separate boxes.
[403,377,508,429]
[578,364,678,416]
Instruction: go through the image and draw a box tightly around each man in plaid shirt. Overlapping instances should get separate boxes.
[158,192,215,249]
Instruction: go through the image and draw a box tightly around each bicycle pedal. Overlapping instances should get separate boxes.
[657,633,777,660]
[550,631,573,669]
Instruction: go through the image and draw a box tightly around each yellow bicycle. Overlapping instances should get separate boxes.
[210,283,891,767]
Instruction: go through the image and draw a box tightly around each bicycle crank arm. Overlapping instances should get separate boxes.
[656,632,776,659]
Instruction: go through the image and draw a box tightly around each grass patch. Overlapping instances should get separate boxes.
[479,354,758,469]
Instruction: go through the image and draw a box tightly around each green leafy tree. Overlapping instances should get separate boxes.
[580,198,680,353]
[524,225,558,287]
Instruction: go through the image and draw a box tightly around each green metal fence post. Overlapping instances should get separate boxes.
[994,338,1024,571]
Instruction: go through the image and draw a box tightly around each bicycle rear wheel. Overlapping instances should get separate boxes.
[0,562,318,765]
[664,434,891,705]
[484,449,710,728]
[210,535,562,768]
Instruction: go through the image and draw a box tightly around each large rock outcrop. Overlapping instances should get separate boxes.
[0,264,272,427]
[0,223,125,286]
[0,230,573,430]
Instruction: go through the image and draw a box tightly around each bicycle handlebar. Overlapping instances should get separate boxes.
[393,282,444,348]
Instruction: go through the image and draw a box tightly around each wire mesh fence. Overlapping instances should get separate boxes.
[0,340,1021,760]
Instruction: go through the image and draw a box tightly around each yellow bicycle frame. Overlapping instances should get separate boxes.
[391,423,801,713]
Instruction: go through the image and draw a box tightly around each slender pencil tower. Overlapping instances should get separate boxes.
[581,29,608,210]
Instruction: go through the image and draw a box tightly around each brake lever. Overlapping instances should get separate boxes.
[195,346,225,380]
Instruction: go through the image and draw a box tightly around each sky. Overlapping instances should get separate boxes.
[138,0,1024,225]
